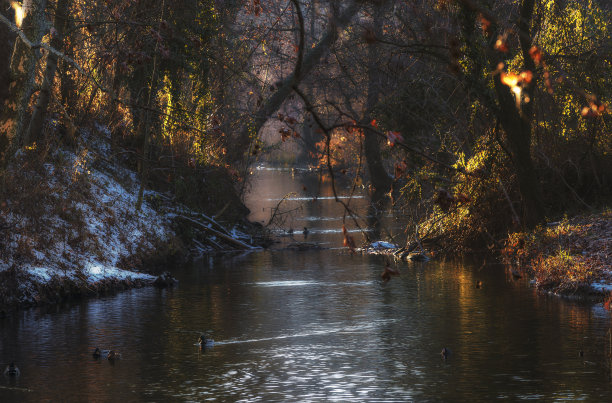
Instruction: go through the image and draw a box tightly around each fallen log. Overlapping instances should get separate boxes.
[174,215,255,250]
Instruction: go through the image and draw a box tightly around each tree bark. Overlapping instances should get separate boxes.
[362,2,392,202]
[6,0,48,151]
[26,0,70,145]
[491,0,545,228]
[135,0,166,211]
[0,8,16,158]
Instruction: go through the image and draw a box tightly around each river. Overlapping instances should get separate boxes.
[1,166,611,401]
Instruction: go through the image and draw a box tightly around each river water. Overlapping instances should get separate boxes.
[1,167,611,401]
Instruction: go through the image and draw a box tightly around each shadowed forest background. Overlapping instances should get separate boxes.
[1,1,612,400]
[0,0,610,258]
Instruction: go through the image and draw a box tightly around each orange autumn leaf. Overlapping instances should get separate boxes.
[529,46,543,65]
[342,225,356,253]
[581,106,597,118]
[279,127,291,141]
[500,72,520,87]
[381,262,400,282]
[520,70,533,84]
[386,131,404,147]
[494,36,508,52]
[479,13,492,35]
[394,160,408,179]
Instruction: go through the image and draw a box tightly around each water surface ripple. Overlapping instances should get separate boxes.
[1,168,611,401]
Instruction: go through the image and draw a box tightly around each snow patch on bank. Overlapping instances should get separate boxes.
[0,124,171,291]
[591,281,612,293]
[82,262,155,282]
[369,241,398,249]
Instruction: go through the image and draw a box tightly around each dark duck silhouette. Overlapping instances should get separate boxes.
[107,350,121,360]
[441,347,451,359]
[381,261,400,282]
[154,272,178,288]
[93,348,121,360]
[198,335,215,348]
[4,362,20,376]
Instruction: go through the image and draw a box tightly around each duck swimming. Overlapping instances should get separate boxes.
[107,350,121,360]
[198,335,214,348]
[4,362,20,376]
[93,347,104,358]
[93,348,121,360]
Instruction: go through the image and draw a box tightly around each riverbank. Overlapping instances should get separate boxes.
[360,209,611,299]
[0,124,258,314]
[502,210,611,298]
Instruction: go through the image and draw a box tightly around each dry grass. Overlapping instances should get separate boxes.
[502,210,612,295]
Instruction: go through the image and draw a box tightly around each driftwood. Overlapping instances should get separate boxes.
[175,215,254,250]
[150,192,234,238]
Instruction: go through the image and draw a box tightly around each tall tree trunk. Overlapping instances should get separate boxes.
[362,2,392,202]
[135,0,166,211]
[492,0,545,228]
[26,0,70,144]
[297,0,322,165]
[59,59,76,114]
[0,8,16,158]
[6,0,48,151]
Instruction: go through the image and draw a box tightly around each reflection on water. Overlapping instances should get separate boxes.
[2,253,611,401]
[1,167,612,401]
[247,165,402,246]
[265,196,365,201]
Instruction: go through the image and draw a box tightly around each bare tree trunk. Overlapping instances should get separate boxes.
[6,0,48,150]
[492,0,545,227]
[297,0,322,164]
[362,2,392,202]
[26,0,70,144]
[135,0,166,211]
[0,8,16,157]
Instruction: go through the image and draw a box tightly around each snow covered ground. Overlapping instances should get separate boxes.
[0,125,174,306]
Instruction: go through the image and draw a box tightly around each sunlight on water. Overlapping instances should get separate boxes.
[252,280,321,287]
[251,280,375,288]
[266,195,365,201]
[218,319,398,346]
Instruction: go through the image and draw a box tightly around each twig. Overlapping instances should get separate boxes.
[266,192,298,227]
[292,85,370,242]
[498,177,520,226]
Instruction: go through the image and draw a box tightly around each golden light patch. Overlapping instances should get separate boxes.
[11,2,24,28]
